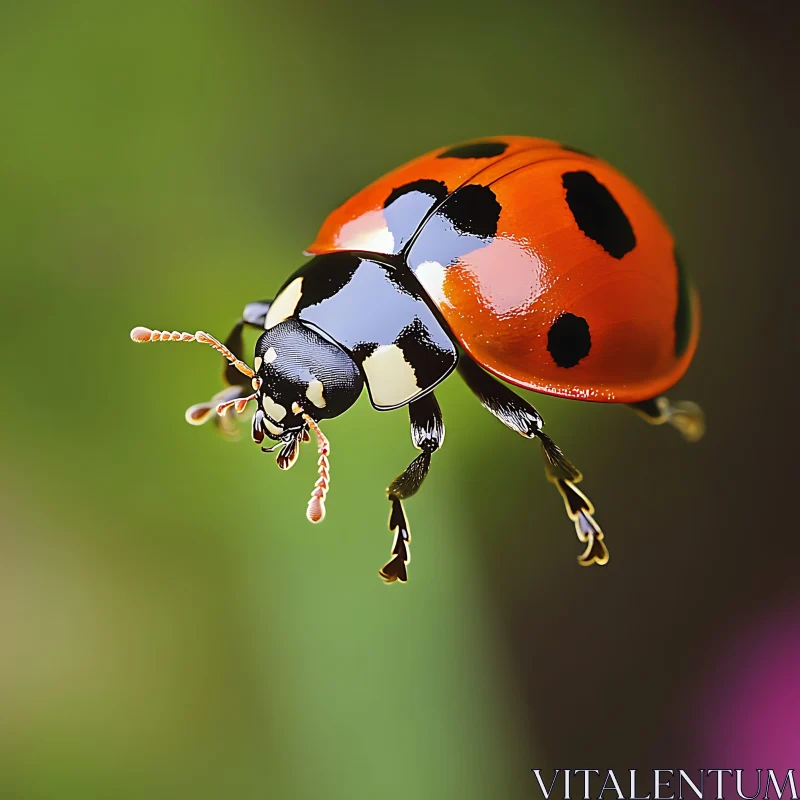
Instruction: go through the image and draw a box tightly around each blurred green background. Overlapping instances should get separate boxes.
[1,1,798,797]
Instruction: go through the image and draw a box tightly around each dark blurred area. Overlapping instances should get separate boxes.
[0,0,798,797]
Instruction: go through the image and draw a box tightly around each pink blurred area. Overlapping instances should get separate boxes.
[685,599,800,771]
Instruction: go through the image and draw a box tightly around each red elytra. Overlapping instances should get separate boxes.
[307,135,698,404]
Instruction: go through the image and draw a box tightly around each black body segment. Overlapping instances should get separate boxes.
[266,253,459,410]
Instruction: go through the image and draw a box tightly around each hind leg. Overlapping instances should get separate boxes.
[629,396,705,442]
[457,355,608,567]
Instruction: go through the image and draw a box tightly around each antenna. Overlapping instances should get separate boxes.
[130,326,255,378]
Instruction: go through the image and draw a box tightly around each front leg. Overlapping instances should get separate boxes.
[457,355,608,567]
[379,392,445,584]
[221,300,272,387]
[185,300,272,436]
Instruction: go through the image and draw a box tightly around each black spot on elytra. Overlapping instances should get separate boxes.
[561,143,593,158]
[437,140,508,159]
[673,248,692,357]
[384,179,448,209]
[562,171,636,259]
[383,179,449,252]
[405,183,501,269]
[441,183,501,239]
[547,313,591,368]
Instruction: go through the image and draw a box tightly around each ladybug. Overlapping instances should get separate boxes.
[131,136,703,583]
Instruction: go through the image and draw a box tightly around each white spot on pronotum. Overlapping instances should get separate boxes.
[361,344,421,408]
[263,418,284,436]
[253,356,263,372]
[305,378,326,409]
[414,260,447,304]
[265,278,304,329]
[262,395,287,421]
[291,402,303,415]
[264,347,278,363]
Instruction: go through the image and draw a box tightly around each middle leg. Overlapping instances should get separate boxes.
[379,391,445,584]
[629,396,705,442]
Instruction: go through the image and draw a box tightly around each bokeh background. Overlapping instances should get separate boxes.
[1,1,798,797]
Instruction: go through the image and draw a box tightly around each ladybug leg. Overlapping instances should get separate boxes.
[241,299,271,328]
[185,301,272,437]
[628,396,705,442]
[457,356,608,567]
[222,299,272,386]
[219,319,251,388]
[379,392,444,584]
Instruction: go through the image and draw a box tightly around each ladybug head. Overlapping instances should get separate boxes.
[129,318,363,523]
[250,318,364,445]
